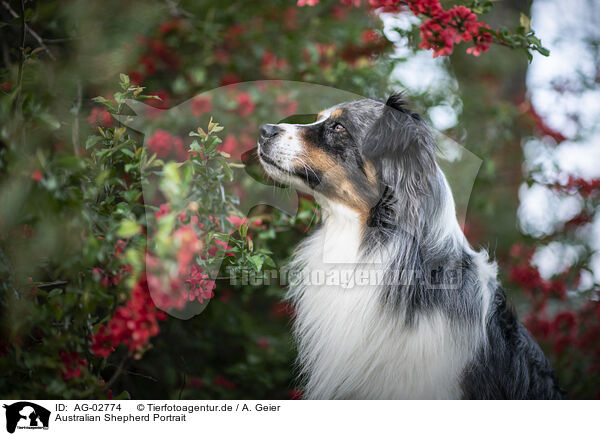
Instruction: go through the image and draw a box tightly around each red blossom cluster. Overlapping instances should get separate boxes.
[190,95,213,117]
[87,107,114,128]
[128,36,181,86]
[90,276,167,358]
[519,101,567,143]
[275,94,299,117]
[409,2,493,57]
[509,262,567,300]
[59,350,88,381]
[147,129,188,161]
[261,51,289,77]
[184,264,216,303]
[236,92,256,117]
[509,243,567,301]
[30,170,43,182]
[525,301,600,356]
[298,0,494,57]
[213,375,237,390]
[145,207,234,310]
[146,90,171,110]
[552,176,600,198]
[92,264,132,288]
[564,211,593,229]
[509,243,600,364]
[288,389,303,399]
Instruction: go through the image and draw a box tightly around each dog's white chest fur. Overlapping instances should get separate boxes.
[287,205,474,399]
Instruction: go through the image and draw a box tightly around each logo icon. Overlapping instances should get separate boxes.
[3,402,50,433]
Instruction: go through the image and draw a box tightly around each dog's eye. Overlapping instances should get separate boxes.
[332,123,345,132]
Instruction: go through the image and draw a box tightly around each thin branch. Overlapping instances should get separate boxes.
[2,0,56,61]
[36,280,68,290]
[103,354,129,390]
[72,81,82,155]
[14,0,25,111]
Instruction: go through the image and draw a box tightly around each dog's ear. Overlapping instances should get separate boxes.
[363,93,436,199]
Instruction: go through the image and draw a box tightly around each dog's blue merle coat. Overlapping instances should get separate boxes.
[258,94,564,399]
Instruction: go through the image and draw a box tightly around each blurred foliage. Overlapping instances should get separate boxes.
[0,0,597,400]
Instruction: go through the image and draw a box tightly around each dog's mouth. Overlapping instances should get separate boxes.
[257,148,289,174]
[258,146,322,190]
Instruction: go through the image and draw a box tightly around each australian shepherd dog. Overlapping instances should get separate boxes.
[256,94,564,399]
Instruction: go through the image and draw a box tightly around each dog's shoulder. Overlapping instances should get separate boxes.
[461,286,565,399]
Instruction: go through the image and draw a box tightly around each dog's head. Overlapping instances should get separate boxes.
[257,94,437,224]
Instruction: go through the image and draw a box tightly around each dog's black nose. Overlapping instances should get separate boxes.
[259,124,282,142]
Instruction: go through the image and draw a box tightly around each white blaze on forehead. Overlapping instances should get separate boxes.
[263,110,333,172]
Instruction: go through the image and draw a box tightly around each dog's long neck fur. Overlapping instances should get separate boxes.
[286,166,497,399]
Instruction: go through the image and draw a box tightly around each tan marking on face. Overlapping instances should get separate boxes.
[330,108,343,119]
[294,139,371,219]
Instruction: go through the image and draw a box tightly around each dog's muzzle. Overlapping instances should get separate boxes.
[258,123,283,154]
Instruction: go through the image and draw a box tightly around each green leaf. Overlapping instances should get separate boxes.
[519,13,531,33]
[85,136,101,149]
[113,390,131,400]
[48,288,63,298]
[38,113,61,130]
[117,219,140,238]
[248,254,264,272]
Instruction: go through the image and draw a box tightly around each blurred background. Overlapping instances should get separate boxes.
[0,0,598,399]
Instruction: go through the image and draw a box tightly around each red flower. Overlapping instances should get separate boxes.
[284,7,299,30]
[59,350,88,381]
[509,263,544,292]
[147,130,172,158]
[214,375,236,390]
[139,54,157,75]
[419,19,457,57]
[128,71,144,86]
[261,51,289,77]
[155,203,172,220]
[256,337,270,349]
[206,238,234,258]
[407,0,443,16]
[220,73,241,86]
[564,211,592,229]
[184,264,216,303]
[288,389,303,399]
[297,0,319,6]
[227,215,248,228]
[30,170,43,182]
[1,81,12,91]
[219,289,233,303]
[190,96,213,116]
[553,176,600,198]
[147,90,170,110]
[90,276,167,358]
[275,95,298,117]
[147,130,187,159]
[236,92,256,117]
[448,5,479,42]
[361,29,379,44]
[331,5,348,20]
[159,18,185,35]
[466,25,493,56]
[87,107,114,127]
[219,134,239,156]
[270,301,295,319]
[174,225,203,274]
[114,239,127,256]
